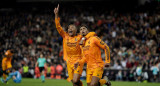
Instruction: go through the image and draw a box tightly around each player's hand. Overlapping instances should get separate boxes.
[54,4,59,17]
[79,39,84,45]
[79,37,86,45]
[74,62,79,69]
[104,63,110,67]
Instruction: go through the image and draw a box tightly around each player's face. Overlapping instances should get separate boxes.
[80,26,89,36]
[68,25,77,37]
[40,54,43,58]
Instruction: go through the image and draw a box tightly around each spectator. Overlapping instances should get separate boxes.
[150,62,159,82]
[136,63,142,82]
[0,0,159,81]
[56,64,63,79]
[34,67,40,79]
[116,70,122,81]
[50,64,56,79]
[22,63,29,77]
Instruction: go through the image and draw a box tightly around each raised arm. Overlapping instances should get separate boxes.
[54,4,66,38]
[94,36,110,67]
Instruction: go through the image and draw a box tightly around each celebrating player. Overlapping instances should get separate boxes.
[35,53,46,82]
[54,4,96,86]
[1,67,22,83]
[75,25,111,86]
[1,50,13,81]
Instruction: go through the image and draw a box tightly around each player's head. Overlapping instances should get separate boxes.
[40,53,44,58]
[5,50,13,58]
[80,25,90,36]
[68,24,77,37]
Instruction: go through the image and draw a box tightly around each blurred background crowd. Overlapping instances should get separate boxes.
[0,0,160,82]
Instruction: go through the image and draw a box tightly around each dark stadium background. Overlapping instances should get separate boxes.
[0,0,160,82]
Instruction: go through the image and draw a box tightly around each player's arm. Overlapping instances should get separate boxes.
[35,61,38,67]
[74,57,86,69]
[54,4,66,38]
[44,59,47,67]
[79,32,96,45]
[63,40,68,62]
[85,32,96,39]
[94,36,110,66]
[74,46,86,69]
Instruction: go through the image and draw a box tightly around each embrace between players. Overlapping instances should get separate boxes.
[54,4,111,86]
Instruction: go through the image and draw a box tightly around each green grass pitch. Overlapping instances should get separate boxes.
[0,78,160,86]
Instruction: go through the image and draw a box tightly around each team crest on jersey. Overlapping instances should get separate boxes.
[75,38,77,41]
[88,41,90,44]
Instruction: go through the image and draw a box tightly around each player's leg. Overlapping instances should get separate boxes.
[86,69,93,86]
[2,68,11,81]
[101,76,111,86]
[6,72,15,81]
[2,73,7,80]
[1,72,14,83]
[1,73,7,83]
[91,67,107,86]
[87,83,90,86]
[87,75,92,86]
[13,76,21,83]
[2,63,12,80]
[41,70,45,82]
[1,70,7,83]
[39,67,45,82]
[2,68,7,80]
[73,74,82,86]
[90,76,100,86]
[66,63,75,85]
[73,63,84,86]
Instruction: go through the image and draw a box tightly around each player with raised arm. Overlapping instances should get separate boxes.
[54,4,96,86]
[75,25,111,86]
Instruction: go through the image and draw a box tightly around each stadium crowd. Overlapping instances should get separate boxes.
[0,1,160,82]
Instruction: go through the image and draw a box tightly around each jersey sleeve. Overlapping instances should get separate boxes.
[79,57,86,64]
[37,58,39,63]
[85,32,97,39]
[94,36,110,63]
[44,58,46,63]
[55,17,67,38]
[78,32,96,39]
[63,39,68,61]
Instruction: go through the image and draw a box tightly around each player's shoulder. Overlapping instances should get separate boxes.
[90,36,101,40]
[77,34,81,37]
[2,57,7,60]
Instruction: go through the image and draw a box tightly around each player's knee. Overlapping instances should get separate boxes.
[72,79,79,84]
[90,82,98,86]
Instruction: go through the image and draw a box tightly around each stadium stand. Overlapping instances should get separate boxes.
[0,0,160,82]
